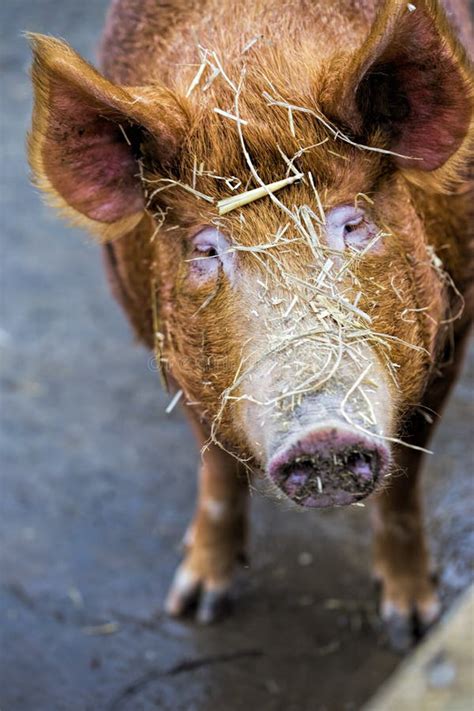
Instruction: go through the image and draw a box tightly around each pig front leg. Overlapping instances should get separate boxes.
[372,327,470,650]
[165,432,248,624]
[372,440,439,651]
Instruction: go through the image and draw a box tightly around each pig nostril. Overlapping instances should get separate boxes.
[346,451,371,465]
[286,470,308,487]
[346,451,374,479]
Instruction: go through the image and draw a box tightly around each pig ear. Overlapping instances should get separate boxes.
[27,34,186,241]
[332,0,473,189]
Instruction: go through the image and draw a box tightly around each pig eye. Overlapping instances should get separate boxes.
[325,205,382,254]
[198,246,218,258]
[343,215,365,234]
[188,227,235,283]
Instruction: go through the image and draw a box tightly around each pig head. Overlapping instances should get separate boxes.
[27,0,472,502]
[28,0,473,642]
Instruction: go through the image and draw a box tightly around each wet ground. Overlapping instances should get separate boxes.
[1,2,473,710]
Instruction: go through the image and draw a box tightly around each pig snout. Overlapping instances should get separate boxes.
[237,318,394,508]
[267,426,390,508]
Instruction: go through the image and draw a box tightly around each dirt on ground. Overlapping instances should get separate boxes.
[1,2,473,710]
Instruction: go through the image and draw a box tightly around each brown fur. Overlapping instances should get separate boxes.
[28,0,473,637]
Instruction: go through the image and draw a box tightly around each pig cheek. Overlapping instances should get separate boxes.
[160,288,232,426]
[357,256,433,404]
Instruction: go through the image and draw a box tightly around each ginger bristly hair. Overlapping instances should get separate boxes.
[26,0,473,453]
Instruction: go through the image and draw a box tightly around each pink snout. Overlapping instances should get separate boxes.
[267,427,390,508]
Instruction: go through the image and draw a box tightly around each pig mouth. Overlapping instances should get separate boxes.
[267,427,390,508]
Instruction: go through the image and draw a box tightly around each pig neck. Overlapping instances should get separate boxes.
[100,0,381,86]
[100,0,471,88]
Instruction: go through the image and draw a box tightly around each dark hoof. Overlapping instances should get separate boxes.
[379,595,441,652]
[383,610,417,652]
[196,588,232,625]
[165,563,233,624]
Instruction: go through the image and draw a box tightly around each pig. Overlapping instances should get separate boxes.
[27,0,473,649]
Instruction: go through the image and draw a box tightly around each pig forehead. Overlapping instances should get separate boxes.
[182,98,381,191]
[180,137,381,210]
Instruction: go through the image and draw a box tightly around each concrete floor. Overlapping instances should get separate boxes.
[0,2,473,710]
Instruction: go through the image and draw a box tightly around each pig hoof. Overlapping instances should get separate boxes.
[196,587,232,624]
[380,591,442,652]
[382,609,416,652]
[164,563,232,624]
